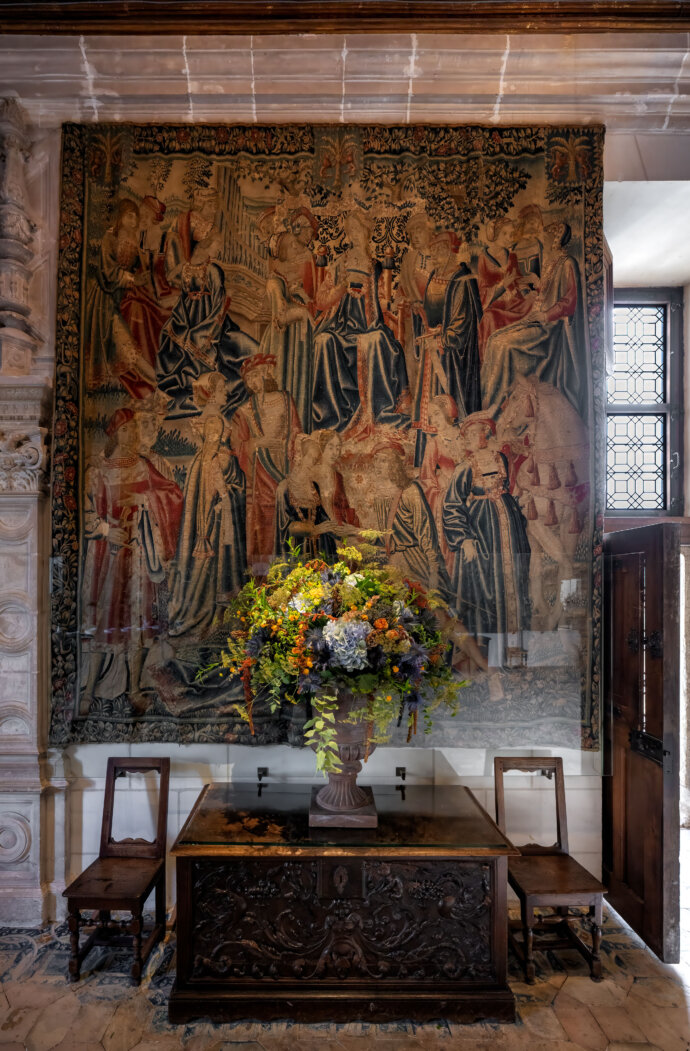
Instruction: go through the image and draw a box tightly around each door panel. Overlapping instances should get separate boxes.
[603,522,685,962]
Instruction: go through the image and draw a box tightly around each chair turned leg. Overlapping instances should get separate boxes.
[155,874,166,939]
[590,904,603,982]
[522,905,536,984]
[524,925,536,983]
[130,908,143,984]
[67,904,81,982]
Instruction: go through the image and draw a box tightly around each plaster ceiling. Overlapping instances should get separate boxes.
[1,30,689,284]
[603,182,690,286]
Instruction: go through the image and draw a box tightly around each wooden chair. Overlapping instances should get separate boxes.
[494,756,605,983]
[63,757,170,984]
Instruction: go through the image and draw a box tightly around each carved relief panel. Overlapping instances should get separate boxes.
[188,857,495,984]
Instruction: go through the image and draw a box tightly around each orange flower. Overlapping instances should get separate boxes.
[374,618,388,630]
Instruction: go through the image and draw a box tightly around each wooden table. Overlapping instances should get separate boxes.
[169,783,519,1024]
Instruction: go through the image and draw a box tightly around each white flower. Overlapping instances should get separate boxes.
[344,573,364,586]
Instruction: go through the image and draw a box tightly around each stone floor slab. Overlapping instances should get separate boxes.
[623,1000,690,1051]
[552,992,608,1050]
[3,977,65,1010]
[24,991,82,1051]
[0,909,689,1050]
[626,974,690,1008]
[0,1005,42,1045]
[589,1004,648,1044]
[606,1044,664,1051]
[557,974,630,1006]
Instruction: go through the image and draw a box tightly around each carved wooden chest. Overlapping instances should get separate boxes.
[169,783,518,1023]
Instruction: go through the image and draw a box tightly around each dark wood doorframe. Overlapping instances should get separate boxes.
[603,522,686,962]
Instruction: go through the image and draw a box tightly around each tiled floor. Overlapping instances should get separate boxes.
[1,903,689,1051]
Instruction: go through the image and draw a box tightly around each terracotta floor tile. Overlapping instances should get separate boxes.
[603,947,686,982]
[552,992,608,1050]
[24,990,82,1051]
[626,974,690,1008]
[624,1000,690,1051]
[522,1041,598,1051]
[589,1004,648,1043]
[518,1001,570,1042]
[3,977,65,1010]
[511,978,561,1005]
[440,1022,519,1048]
[605,1044,665,1051]
[102,997,155,1051]
[0,1005,42,1044]
[557,974,630,1006]
[129,1036,185,1050]
[0,913,689,1051]
[52,1042,106,1051]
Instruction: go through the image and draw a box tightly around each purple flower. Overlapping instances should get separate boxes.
[246,627,270,657]
[406,689,423,712]
[298,670,322,694]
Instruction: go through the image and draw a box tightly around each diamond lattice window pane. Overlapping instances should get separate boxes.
[607,305,666,405]
[606,414,665,510]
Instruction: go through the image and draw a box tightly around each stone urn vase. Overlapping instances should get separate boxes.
[308,691,377,828]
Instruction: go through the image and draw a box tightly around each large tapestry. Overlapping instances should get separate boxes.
[50,123,604,749]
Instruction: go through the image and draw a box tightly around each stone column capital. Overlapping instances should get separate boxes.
[0,377,51,494]
[0,98,40,377]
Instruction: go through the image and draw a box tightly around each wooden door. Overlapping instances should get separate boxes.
[603,522,686,961]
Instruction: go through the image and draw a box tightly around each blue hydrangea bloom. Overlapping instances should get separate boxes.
[322,619,372,671]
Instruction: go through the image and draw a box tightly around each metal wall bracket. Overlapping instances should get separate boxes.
[629,730,663,766]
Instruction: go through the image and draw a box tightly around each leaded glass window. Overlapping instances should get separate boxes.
[609,305,665,405]
[606,290,683,516]
[606,413,665,510]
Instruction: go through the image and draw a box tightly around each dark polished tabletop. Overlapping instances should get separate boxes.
[171,783,519,858]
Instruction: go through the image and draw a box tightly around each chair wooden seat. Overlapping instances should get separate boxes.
[63,757,170,984]
[509,853,604,900]
[495,756,606,984]
[64,857,164,909]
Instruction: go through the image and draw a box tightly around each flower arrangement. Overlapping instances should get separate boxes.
[214,535,467,772]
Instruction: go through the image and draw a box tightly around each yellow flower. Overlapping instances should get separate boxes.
[386,694,392,702]
[392,665,399,673]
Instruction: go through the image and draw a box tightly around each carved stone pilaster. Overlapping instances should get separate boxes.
[0,184,54,920]
[0,99,39,377]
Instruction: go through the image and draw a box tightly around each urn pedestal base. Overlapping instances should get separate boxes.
[309,690,379,827]
[308,785,377,827]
